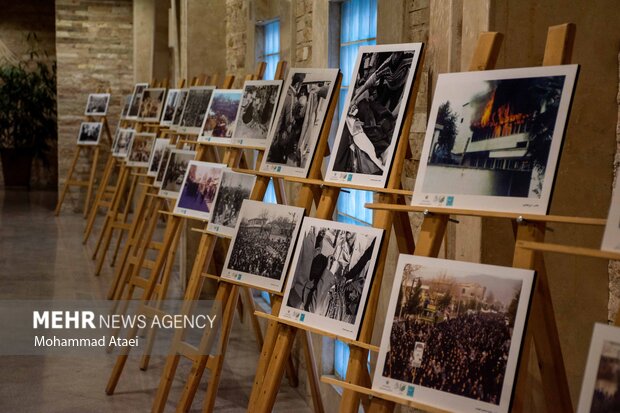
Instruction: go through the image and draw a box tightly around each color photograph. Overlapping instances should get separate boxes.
[76,122,103,146]
[160,89,180,126]
[326,44,423,188]
[198,89,243,144]
[178,86,215,133]
[173,161,225,220]
[231,80,282,147]
[280,218,383,340]
[222,200,305,292]
[126,133,155,167]
[147,138,170,177]
[127,82,149,118]
[412,65,579,214]
[159,149,196,199]
[206,170,257,237]
[84,93,110,116]
[373,255,534,413]
[261,68,339,178]
[138,88,166,122]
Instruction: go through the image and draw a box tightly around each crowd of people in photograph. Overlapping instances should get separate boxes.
[211,183,252,227]
[383,312,511,405]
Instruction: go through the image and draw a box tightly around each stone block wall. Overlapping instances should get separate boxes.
[55,0,133,211]
[225,0,249,87]
[294,0,313,66]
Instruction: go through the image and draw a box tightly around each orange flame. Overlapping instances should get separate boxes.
[480,89,495,127]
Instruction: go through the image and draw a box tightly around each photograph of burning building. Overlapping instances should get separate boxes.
[412,65,578,214]
[373,255,534,413]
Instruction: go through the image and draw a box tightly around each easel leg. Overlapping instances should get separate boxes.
[55,147,82,216]
[84,146,100,218]
[84,156,115,241]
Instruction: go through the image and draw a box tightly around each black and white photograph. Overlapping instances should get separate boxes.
[160,88,180,126]
[577,324,620,413]
[76,121,103,146]
[84,93,110,116]
[412,65,579,214]
[601,185,620,253]
[173,161,225,221]
[112,128,134,158]
[126,133,155,167]
[231,80,282,147]
[147,138,170,177]
[279,218,383,340]
[206,170,257,237]
[153,144,174,188]
[373,255,534,413]
[138,88,167,122]
[222,200,305,292]
[260,68,339,178]
[120,94,132,118]
[159,149,196,199]
[198,89,243,144]
[178,86,215,133]
[326,44,423,188]
[170,89,188,127]
[127,82,149,118]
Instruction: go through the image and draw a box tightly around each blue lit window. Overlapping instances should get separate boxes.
[334,0,377,380]
[259,19,280,82]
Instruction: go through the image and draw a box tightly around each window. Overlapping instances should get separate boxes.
[333,0,377,380]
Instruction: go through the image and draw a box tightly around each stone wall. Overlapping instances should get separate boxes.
[610,52,620,321]
[225,0,249,87]
[55,0,133,211]
[294,0,312,66]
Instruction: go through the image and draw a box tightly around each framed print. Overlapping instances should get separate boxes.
[127,82,149,119]
[171,89,189,128]
[120,94,132,118]
[260,68,339,178]
[197,89,243,144]
[126,133,155,167]
[279,218,383,340]
[159,149,196,199]
[147,138,170,177]
[231,80,283,147]
[112,128,134,158]
[325,43,423,188]
[84,93,110,116]
[153,144,174,188]
[173,161,225,220]
[138,88,167,122]
[177,86,215,134]
[76,122,103,146]
[222,200,305,292]
[601,185,620,253]
[160,88,180,126]
[411,65,579,215]
[373,255,535,413]
[577,323,620,413]
[206,170,257,237]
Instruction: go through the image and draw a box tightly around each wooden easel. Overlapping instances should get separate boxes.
[55,88,114,217]
[311,24,577,413]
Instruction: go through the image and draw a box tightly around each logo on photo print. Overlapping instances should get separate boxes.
[276,166,281,172]
[347,174,353,181]
[299,314,305,322]
[446,196,454,206]
[406,386,414,397]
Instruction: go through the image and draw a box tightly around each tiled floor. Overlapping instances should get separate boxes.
[0,190,311,412]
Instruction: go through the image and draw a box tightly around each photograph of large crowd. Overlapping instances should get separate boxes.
[112,128,134,157]
[207,171,256,237]
[160,150,195,198]
[179,87,215,131]
[174,161,224,220]
[200,90,243,141]
[138,88,166,121]
[76,122,103,145]
[147,138,170,176]
[374,256,533,412]
[232,80,282,146]
[171,89,188,126]
[160,89,180,125]
[223,200,304,291]
[281,218,382,339]
[328,45,420,187]
[126,133,155,167]
[263,69,338,177]
[127,83,148,118]
[84,93,110,116]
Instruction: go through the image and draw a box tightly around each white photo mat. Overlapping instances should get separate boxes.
[84,93,110,116]
[147,138,171,177]
[76,122,103,146]
[126,133,156,167]
[231,80,283,148]
[138,88,167,122]
[160,89,181,126]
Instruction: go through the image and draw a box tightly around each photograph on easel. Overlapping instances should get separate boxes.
[373,255,534,413]
[153,144,174,188]
[147,138,170,177]
[126,133,155,167]
[127,82,149,118]
[170,89,189,128]
[198,89,244,144]
[280,218,383,340]
[601,184,620,253]
[137,88,167,122]
[120,94,132,118]
[412,65,579,214]
[112,128,134,158]
[76,122,103,146]
[577,323,620,413]
[173,160,225,220]
[261,68,339,178]
[325,43,423,188]
[231,80,283,147]
[160,88,180,126]
[178,86,215,133]
[159,149,197,199]
[222,200,305,292]
[206,170,257,237]
[84,93,110,116]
